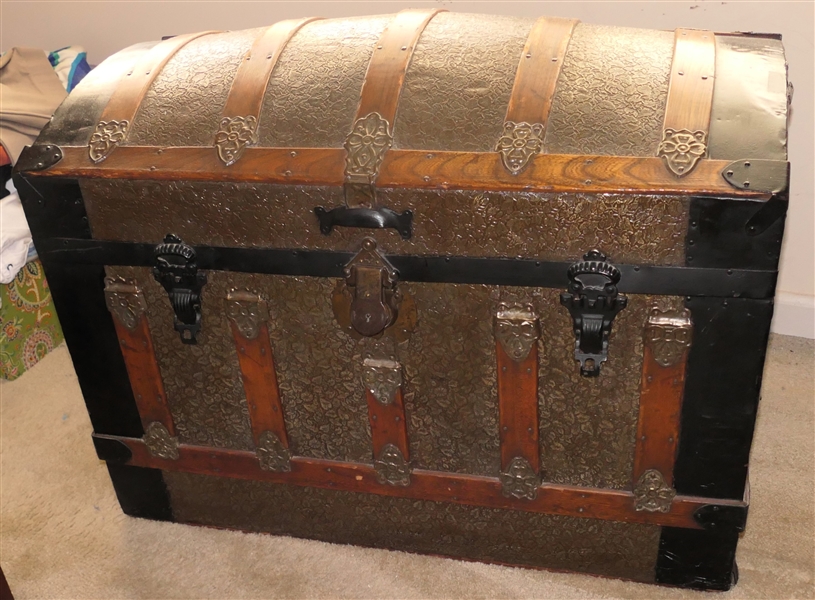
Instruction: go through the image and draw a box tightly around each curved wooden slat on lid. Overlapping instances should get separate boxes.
[88,31,220,163]
[497,16,578,175]
[215,18,322,166]
[658,28,716,177]
[344,8,445,206]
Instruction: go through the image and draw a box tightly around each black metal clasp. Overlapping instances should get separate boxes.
[560,250,628,377]
[153,234,207,344]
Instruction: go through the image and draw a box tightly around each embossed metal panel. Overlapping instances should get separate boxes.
[82,181,689,266]
[544,24,674,156]
[393,12,533,151]
[164,472,661,582]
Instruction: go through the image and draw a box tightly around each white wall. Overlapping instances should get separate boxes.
[3,0,813,338]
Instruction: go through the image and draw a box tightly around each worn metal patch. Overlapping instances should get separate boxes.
[226,290,266,340]
[545,24,673,156]
[143,421,179,460]
[374,444,411,487]
[494,303,540,362]
[165,472,661,582]
[645,307,692,368]
[256,430,291,472]
[215,116,259,166]
[104,276,146,330]
[634,469,676,513]
[500,456,540,500]
[362,358,401,406]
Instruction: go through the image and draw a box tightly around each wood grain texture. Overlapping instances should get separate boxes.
[230,322,288,447]
[42,146,771,198]
[97,433,747,530]
[99,31,219,125]
[663,29,716,133]
[496,342,539,472]
[505,17,577,125]
[366,389,410,459]
[112,316,175,434]
[355,9,445,122]
[633,346,689,485]
[222,18,321,119]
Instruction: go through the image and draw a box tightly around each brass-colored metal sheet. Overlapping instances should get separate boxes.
[257,16,390,148]
[164,472,660,582]
[83,181,689,266]
[37,42,157,148]
[126,28,264,147]
[537,292,686,489]
[107,266,256,451]
[708,35,789,161]
[393,13,534,152]
[544,24,674,156]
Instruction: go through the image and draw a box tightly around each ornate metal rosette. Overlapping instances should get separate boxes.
[88,120,129,163]
[256,430,292,472]
[500,456,540,500]
[374,443,411,487]
[633,469,676,513]
[344,112,393,181]
[494,303,540,362]
[103,277,146,330]
[495,121,544,175]
[645,307,693,368]
[658,128,707,177]
[143,421,180,461]
[215,115,259,166]
[362,358,402,405]
[226,290,267,340]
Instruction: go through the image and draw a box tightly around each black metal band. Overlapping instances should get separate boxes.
[35,238,777,299]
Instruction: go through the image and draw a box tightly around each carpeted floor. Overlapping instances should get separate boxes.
[1,335,813,599]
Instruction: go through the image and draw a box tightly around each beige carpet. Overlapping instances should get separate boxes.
[1,335,813,599]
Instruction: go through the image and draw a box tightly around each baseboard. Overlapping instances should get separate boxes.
[771,291,815,339]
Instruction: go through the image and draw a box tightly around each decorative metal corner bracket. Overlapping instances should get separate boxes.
[256,430,292,472]
[226,290,267,340]
[721,159,790,194]
[215,115,259,166]
[152,234,207,345]
[374,443,411,487]
[343,112,393,207]
[494,303,540,362]
[496,121,544,175]
[143,421,179,461]
[88,120,129,163]
[645,307,693,368]
[560,250,628,377]
[500,456,540,500]
[343,238,399,338]
[658,128,707,177]
[104,277,147,331]
[362,358,402,405]
[18,144,63,172]
[633,469,676,513]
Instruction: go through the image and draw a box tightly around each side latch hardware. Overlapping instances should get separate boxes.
[560,250,628,377]
[153,234,207,345]
[343,238,399,337]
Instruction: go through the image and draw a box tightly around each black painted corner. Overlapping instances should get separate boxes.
[656,527,740,591]
[107,464,173,522]
[93,434,133,464]
[694,504,749,533]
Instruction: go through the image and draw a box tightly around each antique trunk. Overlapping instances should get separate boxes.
[14,11,790,590]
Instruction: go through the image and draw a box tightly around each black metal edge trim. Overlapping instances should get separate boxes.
[13,143,63,172]
[93,433,134,464]
[656,527,740,590]
[34,238,778,299]
[106,463,173,522]
[694,504,749,532]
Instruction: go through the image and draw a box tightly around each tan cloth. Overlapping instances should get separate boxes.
[0,47,67,163]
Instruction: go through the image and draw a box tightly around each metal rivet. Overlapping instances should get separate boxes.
[423,175,430,182]
[284,170,292,176]
[551,57,557,62]
[426,153,434,159]
[372,414,377,420]
[502,366,507,372]
[266,54,272,59]
[743,181,750,187]
[688,240,694,246]
[744,161,751,167]
[150,166,156,171]
[502,426,508,431]
[526,53,532,58]
[702,75,708,80]
[727,269,733,275]
[401,46,407,51]
[726,170,734,176]
[290,151,297,157]
[678,71,684,76]
[584,179,592,185]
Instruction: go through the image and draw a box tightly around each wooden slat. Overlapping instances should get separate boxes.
[221,18,320,119]
[504,17,577,125]
[496,342,539,473]
[663,29,716,133]
[229,321,288,448]
[43,146,772,199]
[355,9,444,123]
[97,433,748,530]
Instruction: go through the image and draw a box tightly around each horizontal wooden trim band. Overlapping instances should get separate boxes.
[33,239,779,299]
[94,433,747,530]
[37,146,771,198]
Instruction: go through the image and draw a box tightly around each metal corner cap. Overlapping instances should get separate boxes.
[721,159,789,194]
[13,144,64,173]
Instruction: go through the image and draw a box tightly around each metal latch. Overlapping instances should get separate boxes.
[153,234,207,344]
[343,238,399,337]
[560,250,628,377]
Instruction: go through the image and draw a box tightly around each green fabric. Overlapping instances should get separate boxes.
[0,260,63,380]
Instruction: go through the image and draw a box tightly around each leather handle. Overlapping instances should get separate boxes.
[314,206,413,239]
